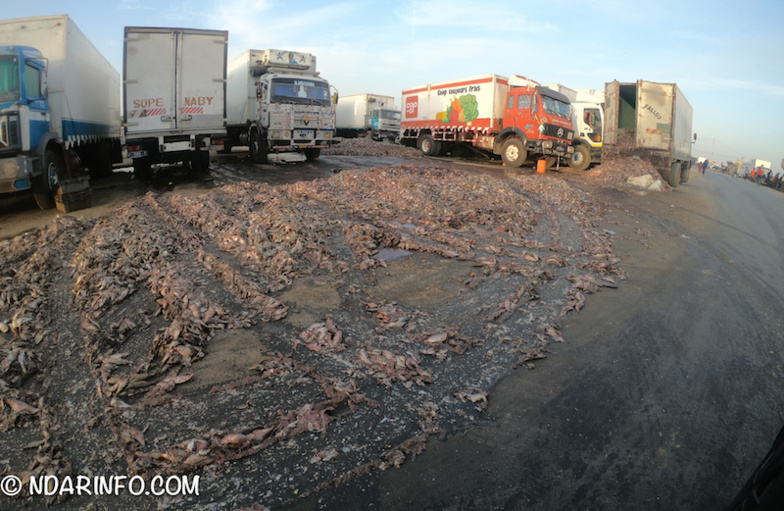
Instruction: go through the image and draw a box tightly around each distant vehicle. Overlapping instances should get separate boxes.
[123,26,228,177]
[0,15,122,212]
[225,49,336,163]
[335,94,400,141]
[604,80,694,187]
[544,84,604,172]
[399,74,574,167]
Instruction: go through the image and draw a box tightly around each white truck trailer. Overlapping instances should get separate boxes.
[604,80,694,187]
[123,27,227,177]
[0,15,122,211]
[335,94,400,141]
[225,49,336,163]
[544,84,604,171]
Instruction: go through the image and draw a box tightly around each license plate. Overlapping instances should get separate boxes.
[295,130,313,138]
[128,150,148,158]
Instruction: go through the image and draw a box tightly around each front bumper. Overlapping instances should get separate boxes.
[0,156,33,193]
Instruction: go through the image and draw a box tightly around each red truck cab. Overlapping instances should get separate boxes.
[496,81,574,167]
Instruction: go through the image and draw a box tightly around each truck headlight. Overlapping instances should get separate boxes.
[539,124,545,134]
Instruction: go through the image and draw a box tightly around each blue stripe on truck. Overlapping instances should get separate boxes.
[61,119,117,146]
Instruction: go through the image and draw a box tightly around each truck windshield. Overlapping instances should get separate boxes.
[0,55,21,102]
[270,78,330,107]
[541,96,571,120]
[380,110,401,121]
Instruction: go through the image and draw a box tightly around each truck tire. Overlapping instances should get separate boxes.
[88,142,114,179]
[250,130,268,164]
[680,163,690,184]
[133,156,153,181]
[418,134,440,156]
[304,148,321,161]
[545,156,558,169]
[32,149,61,209]
[501,138,526,167]
[190,150,210,174]
[568,144,591,172]
[668,162,681,188]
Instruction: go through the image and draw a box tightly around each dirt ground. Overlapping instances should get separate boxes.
[0,140,686,510]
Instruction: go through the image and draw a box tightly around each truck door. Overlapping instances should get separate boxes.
[177,29,226,131]
[504,91,535,137]
[124,28,177,134]
[636,80,672,151]
[603,80,619,145]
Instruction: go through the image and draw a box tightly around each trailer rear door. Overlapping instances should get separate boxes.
[636,80,672,151]
[177,29,226,131]
[124,27,226,135]
[124,28,177,134]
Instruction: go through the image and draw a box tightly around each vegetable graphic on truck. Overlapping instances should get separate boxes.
[436,94,479,124]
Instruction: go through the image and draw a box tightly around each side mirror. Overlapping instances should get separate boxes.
[693,133,697,141]
[332,92,339,105]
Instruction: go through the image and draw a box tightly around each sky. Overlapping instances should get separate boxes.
[3,0,783,169]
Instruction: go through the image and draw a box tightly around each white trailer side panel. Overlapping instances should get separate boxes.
[401,74,508,132]
[672,84,693,162]
[226,49,260,126]
[0,15,120,145]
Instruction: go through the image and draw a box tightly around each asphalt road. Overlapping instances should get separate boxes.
[290,171,784,510]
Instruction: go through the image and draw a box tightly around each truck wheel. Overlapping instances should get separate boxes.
[250,130,268,164]
[668,162,681,188]
[88,142,114,179]
[679,163,690,184]
[501,138,526,167]
[418,134,440,156]
[545,156,558,169]
[32,149,61,209]
[133,156,153,181]
[305,148,321,161]
[190,150,210,174]
[568,144,591,172]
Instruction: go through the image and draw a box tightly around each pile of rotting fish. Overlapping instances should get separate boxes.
[0,164,623,509]
[328,137,424,158]
[583,156,670,189]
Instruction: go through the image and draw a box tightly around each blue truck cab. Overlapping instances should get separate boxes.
[0,46,50,197]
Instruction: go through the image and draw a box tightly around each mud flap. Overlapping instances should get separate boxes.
[55,176,92,213]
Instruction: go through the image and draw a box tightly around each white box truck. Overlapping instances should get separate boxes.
[225,49,336,163]
[604,80,694,187]
[0,15,122,211]
[123,27,227,177]
[544,84,604,172]
[335,94,400,141]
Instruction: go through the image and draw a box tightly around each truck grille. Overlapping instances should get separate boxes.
[0,112,21,150]
[542,123,573,141]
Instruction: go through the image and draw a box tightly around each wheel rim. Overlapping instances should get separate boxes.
[572,152,584,165]
[422,139,431,153]
[505,145,519,162]
[47,161,59,191]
